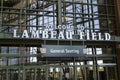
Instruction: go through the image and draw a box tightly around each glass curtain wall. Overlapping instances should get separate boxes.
[0,0,117,37]
[0,0,118,80]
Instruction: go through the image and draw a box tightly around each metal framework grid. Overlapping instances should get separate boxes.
[0,0,119,80]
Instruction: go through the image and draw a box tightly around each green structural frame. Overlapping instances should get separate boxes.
[0,0,119,80]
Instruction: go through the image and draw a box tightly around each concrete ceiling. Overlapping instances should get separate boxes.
[0,0,21,7]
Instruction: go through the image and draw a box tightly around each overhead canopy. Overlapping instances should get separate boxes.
[0,0,21,7]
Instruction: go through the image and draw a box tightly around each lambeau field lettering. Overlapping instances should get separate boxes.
[13,25,111,40]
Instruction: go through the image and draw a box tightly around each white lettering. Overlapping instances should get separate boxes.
[105,33,111,40]
[79,32,84,40]
[21,30,29,38]
[50,49,65,53]
[58,31,65,39]
[66,31,73,39]
[13,29,20,38]
[45,25,53,29]
[98,33,104,40]
[12,25,111,41]
[86,32,90,40]
[92,32,97,40]
[66,24,74,29]
[65,49,79,54]
[62,25,66,29]
[51,31,57,39]
[31,30,39,38]
[58,25,61,29]
[42,31,49,38]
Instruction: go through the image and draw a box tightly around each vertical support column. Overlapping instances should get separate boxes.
[18,68,21,80]
[6,69,9,80]
[45,60,48,80]
[92,47,98,80]
[0,42,1,68]
[57,0,62,25]
[115,66,118,80]
[59,66,63,80]
[25,0,28,29]
[36,0,39,30]
[57,0,62,44]
[117,44,120,80]
[0,0,3,32]
[22,68,25,80]
[105,67,109,80]
[19,8,22,32]
[72,0,76,26]
[84,67,87,80]
[114,0,120,74]
[116,0,120,35]
[93,58,97,80]
[34,68,37,80]
[97,69,100,80]
[73,58,77,80]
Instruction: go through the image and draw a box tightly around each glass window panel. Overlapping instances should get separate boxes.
[107,6,115,15]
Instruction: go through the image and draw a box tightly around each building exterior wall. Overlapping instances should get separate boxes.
[116,0,120,79]
[116,0,120,35]
[0,0,120,80]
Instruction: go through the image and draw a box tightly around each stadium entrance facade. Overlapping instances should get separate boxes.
[0,0,120,80]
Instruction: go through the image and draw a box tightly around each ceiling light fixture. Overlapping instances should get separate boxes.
[4,0,8,1]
